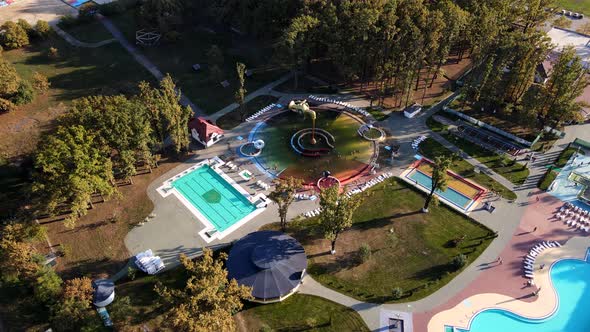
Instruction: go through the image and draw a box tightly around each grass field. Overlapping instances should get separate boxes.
[555,0,590,15]
[215,95,279,129]
[419,138,517,200]
[267,178,493,303]
[236,295,369,331]
[441,133,530,185]
[109,11,285,114]
[274,75,335,94]
[58,19,114,43]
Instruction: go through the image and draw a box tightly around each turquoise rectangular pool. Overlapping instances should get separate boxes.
[408,170,472,209]
[172,165,256,232]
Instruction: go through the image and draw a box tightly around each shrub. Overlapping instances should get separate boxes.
[451,254,468,270]
[47,47,59,59]
[392,287,403,300]
[0,98,16,113]
[17,19,34,37]
[78,3,98,22]
[32,72,51,92]
[59,243,72,258]
[359,243,371,262]
[259,324,274,332]
[11,80,35,105]
[0,59,20,96]
[34,267,63,304]
[35,20,52,39]
[99,2,125,16]
[163,30,182,43]
[0,21,30,49]
[58,15,78,29]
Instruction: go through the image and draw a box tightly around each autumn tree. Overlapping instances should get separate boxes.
[50,277,96,331]
[34,125,115,228]
[268,176,303,232]
[0,224,43,282]
[522,46,590,127]
[158,75,192,154]
[32,72,51,92]
[318,185,362,254]
[0,58,20,97]
[423,156,452,213]
[156,249,252,332]
[235,62,247,122]
[0,21,30,49]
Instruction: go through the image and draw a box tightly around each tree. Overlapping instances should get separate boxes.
[158,75,192,154]
[207,45,224,68]
[318,185,362,254]
[281,15,319,89]
[156,249,252,332]
[423,156,452,212]
[138,0,183,32]
[34,20,52,39]
[32,72,51,92]
[523,46,590,127]
[34,267,63,303]
[268,176,302,232]
[11,79,35,105]
[235,62,247,122]
[0,58,20,97]
[34,125,115,228]
[17,19,34,37]
[209,64,224,83]
[51,277,95,331]
[0,21,30,49]
[0,235,41,282]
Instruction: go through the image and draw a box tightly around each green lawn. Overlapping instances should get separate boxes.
[555,146,581,168]
[237,295,369,331]
[109,11,285,114]
[538,169,558,191]
[555,0,590,15]
[215,95,279,130]
[419,138,517,200]
[58,19,114,44]
[440,133,530,185]
[274,178,493,303]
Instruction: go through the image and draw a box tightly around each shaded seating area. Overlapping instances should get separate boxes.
[455,124,525,156]
[227,231,307,303]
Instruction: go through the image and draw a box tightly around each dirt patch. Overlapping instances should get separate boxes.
[39,156,187,279]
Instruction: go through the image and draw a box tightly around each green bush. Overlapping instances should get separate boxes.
[359,243,371,262]
[47,47,59,59]
[35,20,52,39]
[538,169,558,191]
[32,72,51,92]
[0,21,30,49]
[58,15,78,29]
[17,19,34,37]
[78,3,99,22]
[99,1,125,16]
[33,267,63,304]
[11,80,35,105]
[392,287,403,300]
[451,254,467,270]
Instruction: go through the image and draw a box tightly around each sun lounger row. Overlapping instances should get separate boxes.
[345,172,394,197]
[224,161,238,170]
[523,241,561,279]
[304,208,322,218]
[135,249,165,275]
[412,135,427,150]
[256,181,270,190]
[295,193,317,201]
[246,103,277,122]
[308,95,370,117]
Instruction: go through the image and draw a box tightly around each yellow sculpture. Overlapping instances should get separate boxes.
[289,99,317,144]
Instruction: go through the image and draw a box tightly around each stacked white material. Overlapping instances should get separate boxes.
[412,135,427,150]
[556,202,590,232]
[523,241,561,279]
[308,95,370,117]
[246,103,277,122]
[135,249,165,275]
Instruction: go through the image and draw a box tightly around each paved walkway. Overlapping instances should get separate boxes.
[97,15,204,117]
[51,22,116,48]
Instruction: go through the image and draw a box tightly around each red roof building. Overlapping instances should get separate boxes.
[188,117,224,148]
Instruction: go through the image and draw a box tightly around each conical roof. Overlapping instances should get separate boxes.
[227,231,307,300]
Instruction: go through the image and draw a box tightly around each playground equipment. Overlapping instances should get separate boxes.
[136,29,161,46]
[289,100,317,144]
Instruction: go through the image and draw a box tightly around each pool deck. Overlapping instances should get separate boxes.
[427,236,590,332]
[548,153,590,208]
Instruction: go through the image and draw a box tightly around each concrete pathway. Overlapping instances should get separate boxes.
[51,22,115,48]
[97,15,204,116]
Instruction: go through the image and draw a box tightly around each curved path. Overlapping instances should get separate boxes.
[51,22,116,48]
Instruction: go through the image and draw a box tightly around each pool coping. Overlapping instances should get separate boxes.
[155,158,268,243]
[427,236,590,332]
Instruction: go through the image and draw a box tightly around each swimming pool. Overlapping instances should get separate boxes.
[408,170,472,209]
[172,165,256,233]
[456,254,590,332]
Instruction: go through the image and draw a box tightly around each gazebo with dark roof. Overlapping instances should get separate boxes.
[227,230,307,303]
[92,279,115,307]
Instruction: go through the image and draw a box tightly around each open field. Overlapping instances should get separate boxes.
[265,178,493,303]
[59,19,115,43]
[555,0,590,15]
[419,138,517,200]
[108,11,285,114]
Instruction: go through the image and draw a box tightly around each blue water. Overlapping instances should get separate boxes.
[456,254,590,332]
[172,165,256,232]
[408,170,471,208]
[549,153,590,210]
